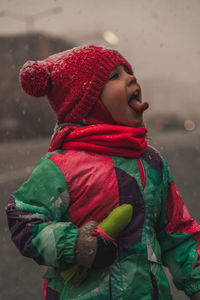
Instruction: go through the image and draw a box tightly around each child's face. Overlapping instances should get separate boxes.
[101,65,149,127]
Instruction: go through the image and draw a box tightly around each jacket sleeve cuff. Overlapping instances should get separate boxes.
[55,224,80,267]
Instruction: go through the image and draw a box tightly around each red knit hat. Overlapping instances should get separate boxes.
[19,45,133,124]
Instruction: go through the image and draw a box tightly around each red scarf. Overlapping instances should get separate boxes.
[48,124,147,158]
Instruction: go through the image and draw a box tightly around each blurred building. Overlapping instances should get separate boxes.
[0,33,74,141]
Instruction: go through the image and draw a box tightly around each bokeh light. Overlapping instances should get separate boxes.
[103,31,119,45]
[184,119,195,131]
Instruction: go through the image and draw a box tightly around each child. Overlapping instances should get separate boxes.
[6,45,200,300]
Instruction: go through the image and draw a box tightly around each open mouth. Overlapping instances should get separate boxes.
[128,90,140,105]
[128,90,149,113]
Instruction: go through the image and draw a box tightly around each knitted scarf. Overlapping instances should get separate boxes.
[48,124,147,158]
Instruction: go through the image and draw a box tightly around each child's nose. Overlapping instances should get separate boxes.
[127,74,137,85]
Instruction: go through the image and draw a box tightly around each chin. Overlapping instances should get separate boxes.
[117,122,142,127]
[126,120,144,127]
[114,117,144,127]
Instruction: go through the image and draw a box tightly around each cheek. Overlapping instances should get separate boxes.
[101,87,114,110]
[101,85,122,105]
[101,82,127,118]
[102,93,121,116]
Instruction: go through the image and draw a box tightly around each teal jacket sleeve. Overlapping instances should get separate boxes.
[157,159,200,297]
[6,155,79,269]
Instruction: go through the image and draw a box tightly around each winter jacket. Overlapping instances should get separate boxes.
[6,145,200,299]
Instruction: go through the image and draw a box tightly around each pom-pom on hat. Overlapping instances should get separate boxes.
[19,45,133,124]
[20,60,51,97]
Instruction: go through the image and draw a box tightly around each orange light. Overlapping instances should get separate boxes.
[184,119,195,131]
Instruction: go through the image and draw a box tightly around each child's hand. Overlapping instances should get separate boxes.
[59,204,133,286]
[75,204,133,269]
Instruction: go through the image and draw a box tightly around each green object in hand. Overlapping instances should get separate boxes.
[59,204,133,286]
[99,204,133,239]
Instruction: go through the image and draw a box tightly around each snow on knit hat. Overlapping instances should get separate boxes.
[19,44,133,124]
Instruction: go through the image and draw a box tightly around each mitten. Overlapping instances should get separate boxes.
[60,204,133,286]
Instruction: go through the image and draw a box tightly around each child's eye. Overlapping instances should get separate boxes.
[124,66,133,75]
[109,72,119,80]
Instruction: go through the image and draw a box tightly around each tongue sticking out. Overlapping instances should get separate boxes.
[129,100,149,113]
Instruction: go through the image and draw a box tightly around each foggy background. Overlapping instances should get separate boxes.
[0,0,200,299]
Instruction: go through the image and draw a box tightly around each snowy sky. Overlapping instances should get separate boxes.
[1,0,200,116]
